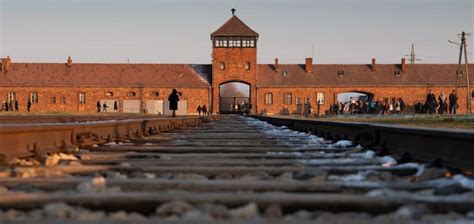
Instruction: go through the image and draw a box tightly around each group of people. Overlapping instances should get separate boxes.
[196,105,208,115]
[97,100,119,112]
[416,90,458,114]
[331,98,406,115]
[1,99,33,112]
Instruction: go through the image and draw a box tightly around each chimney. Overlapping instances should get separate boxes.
[371,58,376,71]
[305,58,313,73]
[67,56,73,66]
[1,56,11,73]
[274,58,279,72]
[401,58,406,73]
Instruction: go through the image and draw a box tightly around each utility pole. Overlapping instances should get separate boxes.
[461,31,471,114]
[405,43,421,64]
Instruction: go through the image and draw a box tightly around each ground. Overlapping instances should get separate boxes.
[271,114,474,130]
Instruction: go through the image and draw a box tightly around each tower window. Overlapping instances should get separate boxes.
[283,93,292,105]
[245,62,250,70]
[128,92,137,97]
[151,91,159,97]
[219,62,225,70]
[106,92,114,97]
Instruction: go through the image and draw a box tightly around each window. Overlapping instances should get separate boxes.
[106,92,114,97]
[316,93,325,104]
[296,97,302,105]
[60,96,66,104]
[51,96,57,104]
[245,62,251,70]
[264,93,273,104]
[78,93,86,104]
[151,92,159,97]
[282,71,289,77]
[337,70,345,77]
[128,92,136,97]
[7,92,16,103]
[250,39,255,47]
[283,93,292,105]
[304,97,310,105]
[219,62,225,70]
[30,92,39,104]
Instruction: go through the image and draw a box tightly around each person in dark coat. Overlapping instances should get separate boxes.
[97,101,101,112]
[425,90,436,114]
[168,89,180,117]
[449,90,458,114]
[114,101,118,111]
[196,105,202,115]
[14,100,19,112]
[202,105,207,115]
[27,98,32,112]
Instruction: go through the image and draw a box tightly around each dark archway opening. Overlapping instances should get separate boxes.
[219,82,250,114]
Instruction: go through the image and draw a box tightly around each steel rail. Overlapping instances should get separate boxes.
[0,116,215,163]
[252,115,474,171]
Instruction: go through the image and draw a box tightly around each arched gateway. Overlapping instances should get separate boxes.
[210,10,258,114]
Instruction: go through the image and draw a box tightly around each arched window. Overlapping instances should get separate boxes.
[264,93,273,104]
[151,92,159,97]
[105,92,114,97]
[30,92,39,104]
[128,92,136,97]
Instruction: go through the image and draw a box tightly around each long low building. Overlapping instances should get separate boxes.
[1,12,473,115]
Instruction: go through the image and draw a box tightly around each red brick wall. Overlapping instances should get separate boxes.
[212,47,257,113]
[0,87,210,114]
[256,86,473,115]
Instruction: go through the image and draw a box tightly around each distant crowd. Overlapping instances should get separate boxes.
[329,90,459,115]
[1,98,33,112]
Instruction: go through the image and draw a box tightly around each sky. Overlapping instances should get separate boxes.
[0,0,473,64]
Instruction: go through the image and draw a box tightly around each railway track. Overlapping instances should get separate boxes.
[1,115,474,223]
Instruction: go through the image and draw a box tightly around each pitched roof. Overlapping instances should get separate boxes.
[0,63,211,88]
[257,64,474,87]
[211,16,259,38]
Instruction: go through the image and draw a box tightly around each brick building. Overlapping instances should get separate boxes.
[1,12,473,115]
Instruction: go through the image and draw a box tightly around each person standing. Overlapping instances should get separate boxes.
[399,98,406,114]
[97,101,101,112]
[202,105,207,115]
[425,90,436,114]
[102,102,108,112]
[114,101,118,112]
[196,105,202,115]
[27,98,32,112]
[449,90,458,114]
[14,100,19,112]
[438,92,447,114]
[168,89,180,117]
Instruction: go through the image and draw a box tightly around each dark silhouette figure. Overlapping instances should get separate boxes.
[202,105,207,115]
[196,105,202,115]
[449,90,458,114]
[102,103,108,112]
[425,90,436,114]
[114,101,118,111]
[97,101,101,112]
[168,89,180,117]
[8,101,12,112]
[14,100,19,112]
[27,99,32,112]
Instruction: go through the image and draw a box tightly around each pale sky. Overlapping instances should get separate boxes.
[1,0,473,64]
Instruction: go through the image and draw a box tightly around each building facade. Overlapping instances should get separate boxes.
[1,13,473,114]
